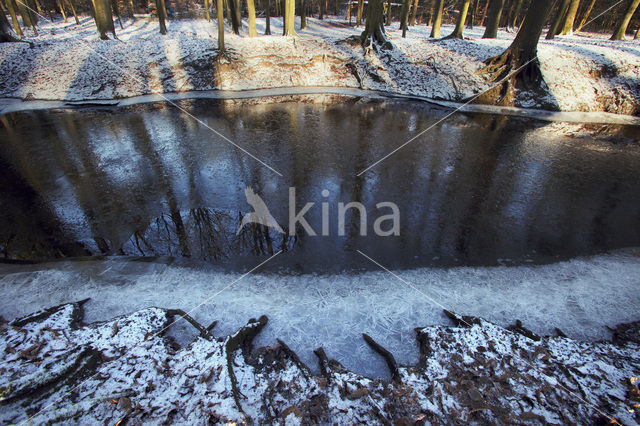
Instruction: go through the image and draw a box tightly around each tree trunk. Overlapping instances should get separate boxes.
[560,0,580,34]
[204,0,211,21]
[576,0,596,31]
[0,0,21,42]
[611,0,640,40]
[507,0,522,28]
[399,0,409,36]
[17,0,37,35]
[360,0,391,47]
[5,0,23,36]
[156,0,167,33]
[356,0,363,25]
[67,0,80,24]
[283,0,297,35]
[319,0,323,18]
[467,0,477,28]
[265,0,271,33]
[409,0,419,25]
[478,0,489,25]
[229,0,241,34]
[385,0,391,24]
[217,0,224,49]
[93,0,116,39]
[247,0,257,35]
[482,0,504,38]
[111,0,123,29]
[445,0,471,38]
[546,0,570,39]
[300,0,306,28]
[479,0,554,105]
[56,0,67,22]
[429,0,443,37]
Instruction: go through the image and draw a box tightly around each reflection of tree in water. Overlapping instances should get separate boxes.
[122,207,295,259]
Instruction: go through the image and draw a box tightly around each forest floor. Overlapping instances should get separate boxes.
[0,15,639,114]
[1,300,639,424]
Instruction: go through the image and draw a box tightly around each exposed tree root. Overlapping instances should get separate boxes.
[165,309,214,341]
[225,315,268,421]
[363,333,400,382]
[475,48,546,107]
[507,319,541,341]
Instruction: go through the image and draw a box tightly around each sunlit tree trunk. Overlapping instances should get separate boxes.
[356,0,363,25]
[283,0,297,35]
[67,0,80,24]
[611,0,640,40]
[217,0,224,49]
[204,0,211,21]
[576,0,596,31]
[5,0,23,36]
[385,0,391,24]
[546,0,570,39]
[0,0,21,41]
[17,0,38,35]
[361,0,391,47]
[247,0,257,35]
[56,0,68,22]
[265,0,271,33]
[560,0,580,34]
[429,0,443,37]
[156,0,167,33]
[409,0,419,25]
[479,0,554,105]
[445,0,471,38]
[482,0,504,38]
[93,0,116,39]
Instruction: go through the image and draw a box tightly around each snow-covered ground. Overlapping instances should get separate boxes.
[0,16,639,114]
[1,248,639,378]
[1,299,639,424]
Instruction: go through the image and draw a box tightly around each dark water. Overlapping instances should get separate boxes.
[1,96,639,272]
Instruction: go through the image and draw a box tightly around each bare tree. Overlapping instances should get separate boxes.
[611,0,640,39]
[217,0,224,49]
[560,0,580,34]
[156,0,167,34]
[575,0,596,31]
[356,0,364,25]
[479,0,554,105]
[361,0,391,47]
[283,0,297,35]
[444,0,471,38]
[482,0,505,38]
[0,0,22,41]
[247,0,258,35]
[265,0,271,34]
[546,0,570,39]
[93,0,116,39]
[429,0,443,37]
[409,0,419,25]
[4,0,23,36]
[399,0,410,36]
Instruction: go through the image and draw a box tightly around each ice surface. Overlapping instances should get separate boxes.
[1,249,638,377]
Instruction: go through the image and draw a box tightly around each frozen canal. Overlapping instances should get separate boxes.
[1,96,639,377]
